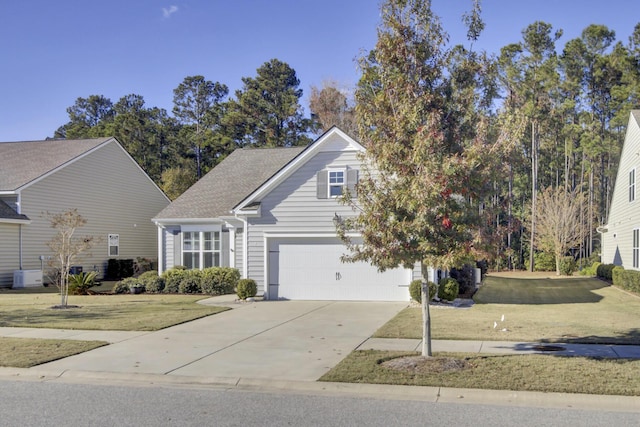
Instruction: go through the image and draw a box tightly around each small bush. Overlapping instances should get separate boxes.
[559,256,577,276]
[138,271,164,293]
[438,278,459,301]
[201,267,240,295]
[597,263,616,281]
[113,277,141,294]
[410,280,437,303]
[617,269,640,294]
[580,261,601,276]
[179,270,202,294]
[237,278,257,300]
[68,271,97,295]
[162,267,188,293]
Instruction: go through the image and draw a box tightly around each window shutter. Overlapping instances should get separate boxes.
[317,170,328,199]
[347,169,359,193]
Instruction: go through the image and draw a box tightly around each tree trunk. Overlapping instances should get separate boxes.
[529,121,538,272]
[421,283,432,357]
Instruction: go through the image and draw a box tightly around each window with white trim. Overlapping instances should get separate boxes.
[634,228,640,269]
[630,168,636,202]
[329,170,345,197]
[108,234,119,256]
[182,231,220,270]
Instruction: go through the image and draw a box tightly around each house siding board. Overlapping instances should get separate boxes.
[602,113,640,268]
[17,141,169,278]
[0,223,20,288]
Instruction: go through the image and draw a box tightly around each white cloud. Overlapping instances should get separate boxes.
[162,5,178,19]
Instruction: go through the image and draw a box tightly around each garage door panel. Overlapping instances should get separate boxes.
[269,238,410,301]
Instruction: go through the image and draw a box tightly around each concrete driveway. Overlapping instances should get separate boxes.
[37,300,406,381]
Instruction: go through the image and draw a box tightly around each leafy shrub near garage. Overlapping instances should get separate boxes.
[201,267,240,295]
[179,270,202,294]
[559,256,577,276]
[237,278,257,300]
[612,266,625,287]
[597,263,616,281]
[139,271,164,293]
[409,280,437,303]
[113,277,141,294]
[438,278,459,301]
[68,271,97,295]
[162,267,187,293]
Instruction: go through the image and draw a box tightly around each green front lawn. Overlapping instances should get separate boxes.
[374,275,640,345]
[0,291,229,331]
[320,350,640,396]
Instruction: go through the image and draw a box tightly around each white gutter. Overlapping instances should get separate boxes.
[235,214,249,279]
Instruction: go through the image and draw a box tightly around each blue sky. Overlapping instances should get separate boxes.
[1,0,638,141]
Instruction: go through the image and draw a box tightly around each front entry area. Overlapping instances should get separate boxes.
[267,237,411,301]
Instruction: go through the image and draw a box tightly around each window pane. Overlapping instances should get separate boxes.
[204,252,213,268]
[329,171,344,184]
[214,253,220,267]
[183,252,193,269]
[204,231,212,251]
[330,185,343,197]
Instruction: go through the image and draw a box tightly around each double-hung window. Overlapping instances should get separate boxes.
[630,168,636,202]
[329,170,345,198]
[182,230,220,270]
[634,228,640,269]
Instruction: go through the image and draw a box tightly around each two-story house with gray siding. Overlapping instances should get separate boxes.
[0,137,170,288]
[153,127,421,301]
[600,111,640,268]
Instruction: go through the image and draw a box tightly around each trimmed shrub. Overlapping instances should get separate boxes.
[612,266,625,287]
[617,269,640,294]
[409,280,437,303]
[237,278,257,300]
[201,267,241,295]
[438,278,459,301]
[449,264,475,295]
[113,277,141,294]
[179,270,202,294]
[597,263,616,281]
[68,271,97,295]
[138,271,164,293]
[559,256,577,276]
[162,267,188,293]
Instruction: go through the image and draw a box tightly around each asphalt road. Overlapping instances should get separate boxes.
[1,379,637,427]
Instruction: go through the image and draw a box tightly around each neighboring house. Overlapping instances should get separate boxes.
[0,137,170,288]
[153,127,421,301]
[600,111,640,268]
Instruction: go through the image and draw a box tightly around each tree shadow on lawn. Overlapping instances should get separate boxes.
[539,328,640,346]
[474,276,608,305]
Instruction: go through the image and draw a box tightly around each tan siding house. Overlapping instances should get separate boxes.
[0,137,170,287]
[154,128,420,301]
[601,111,640,268]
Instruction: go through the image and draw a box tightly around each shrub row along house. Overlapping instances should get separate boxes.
[0,137,169,288]
[153,128,422,301]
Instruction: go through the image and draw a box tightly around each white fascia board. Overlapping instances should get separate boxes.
[233,127,365,212]
[152,217,224,226]
[0,218,31,225]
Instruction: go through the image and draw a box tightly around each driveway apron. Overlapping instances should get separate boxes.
[37,300,406,381]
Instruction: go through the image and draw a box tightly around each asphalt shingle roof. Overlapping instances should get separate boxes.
[0,199,29,221]
[154,146,307,220]
[0,137,112,191]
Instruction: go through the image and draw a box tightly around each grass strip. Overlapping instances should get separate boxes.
[0,337,107,368]
[320,350,640,396]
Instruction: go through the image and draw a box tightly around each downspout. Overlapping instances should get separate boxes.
[18,224,23,270]
[156,223,164,274]
[235,214,248,279]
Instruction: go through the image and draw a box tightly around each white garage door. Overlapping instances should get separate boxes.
[268,238,411,301]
